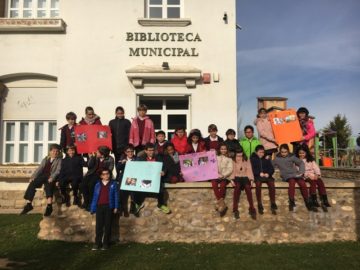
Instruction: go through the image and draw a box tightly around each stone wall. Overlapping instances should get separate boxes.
[34,180,360,244]
[321,167,360,180]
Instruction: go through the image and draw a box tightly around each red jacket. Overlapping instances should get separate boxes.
[186,141,206,154]
[129,116,155,147]
[171,134,188,155]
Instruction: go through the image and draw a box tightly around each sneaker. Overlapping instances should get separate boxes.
[233,210,240,220]
[91,245,100,251]
[258,204,264,215]
[44,205,53,217]
[20,203,33,215]
[157,205,171,214]
[289,199,296,212]
[101,244,109,250]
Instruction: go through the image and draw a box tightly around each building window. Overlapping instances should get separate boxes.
[7,0,59,18]
[3,121,57,164]
[146,0,182,19]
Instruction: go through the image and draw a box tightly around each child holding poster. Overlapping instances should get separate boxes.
[186,129,206,153]
[82,146,114,211]
[79,106,102,125]
[250,145,277,215]
[296,107,316,151]
[224,128,241,158]
[133,143,171,215]
[129,104,156,155]
[272,144,317,212]
[230,147,256,220]
[240,125,261,159]
[204,124,224,151]
[90,168,119,251]
[116,144,136,217]
[213,143,233,217]
[255,108,278,159]
[171,127,188,155]
[59,112,77,152]
[295,144,331,212]
[163,143,184,183]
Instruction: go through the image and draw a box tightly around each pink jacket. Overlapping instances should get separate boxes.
[255,118,277,150]
[302,159,321,180]
[129,116,155,147]
[302,119,316,144]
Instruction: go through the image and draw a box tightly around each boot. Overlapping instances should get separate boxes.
[64,193,71,207]
[73,195,79,206]
[249,208,257,220]
[321,195,331,207]
[44,204,53,217]
[258,204,264,215]
[305,198,318,212]
[271,203,277,215]
[20,203,33,215]
[218,198,228,217]
[289,199,296,212]
[311,194,320,207]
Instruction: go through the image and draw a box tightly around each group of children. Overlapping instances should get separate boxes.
[19,104,331,250]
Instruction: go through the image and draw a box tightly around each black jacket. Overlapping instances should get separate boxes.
[59,124,75,151]
[108,117,131,151]
[224,139,241,153]
[116,156,136,181]
[58,155,85,181]
[162,154,181,181]
[85,155,115,177]
[250,153,275,180]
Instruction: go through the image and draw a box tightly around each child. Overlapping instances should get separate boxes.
[272,144,317,212]
[108,106,131,164]
[129,104,155,155]
[186,129,206,153]
[224,128,241,158]
[79,106,102,125]
[212,143,233,217]
[116,144,136,217]
[250,145,277,215]
[204,124,224,151]
[133,143,171,215]
[296,144,331,212]
[90,168,119,251]
[255,108,278,158]
[171,127,188,155]
[57,145,85,207]
[240,125,261,159]
[154,130,168,159]
[20,144,62,217]
[59,112,77,152]
[163,143,184,183]
[82,146,114,210]
[230,147,256,220]
[296,107,316,151]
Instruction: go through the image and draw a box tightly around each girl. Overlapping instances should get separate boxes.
[212,143,233,217]
[230,147,256,220]
[250,145,277,215]
[79,106,102,125]
[297,107,316,151]
[163,143,184,184]
[116,144,136,217]
[255,108,278,158]
[296,144,331,212]
[272,144,317,212]
[171,127,188,155]
[186,129,206,153]
[224,128,241,158]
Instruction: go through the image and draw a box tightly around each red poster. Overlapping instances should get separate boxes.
[74,125,112,154]
[268,109,303,144]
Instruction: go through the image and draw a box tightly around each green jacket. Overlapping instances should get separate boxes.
[239,137,261,159]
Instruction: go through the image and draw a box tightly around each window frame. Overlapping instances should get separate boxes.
[2,120,57,164]
[146,0,184,19]
[6,0,59,18]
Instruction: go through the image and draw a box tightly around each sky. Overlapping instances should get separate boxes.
[236,0,360,137]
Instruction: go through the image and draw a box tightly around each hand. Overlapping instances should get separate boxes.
[113,209,118,214]
[55,182,59,187]
[313,175,319,180]
[260,172,265,177]
[29,178,34,182]
[121,159,127,164]
[48,178,53,183]
[160,171,165,176]
[264,173,269,178]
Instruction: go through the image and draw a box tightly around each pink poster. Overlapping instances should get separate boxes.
[179,151,218,182]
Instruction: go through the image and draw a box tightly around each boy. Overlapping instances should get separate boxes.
[82,146,114,210]
[204,124,224,151]
[108,106,131,164]
[224,128,241,158]
[250,145,277,215]
[162,143,183,183]
[240,125,261,159]
[133,143,171,216]
[57,145,85,207]
[129,104,155,155]
[116,144,136,217]
[90,169,119,251]
[20,144,62,217]
[154,130,168,159]
[59,112,77,152]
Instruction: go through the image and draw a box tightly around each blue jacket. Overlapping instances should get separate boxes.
[90,180,119,213]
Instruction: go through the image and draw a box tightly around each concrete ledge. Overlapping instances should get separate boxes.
[0,18,66,33]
